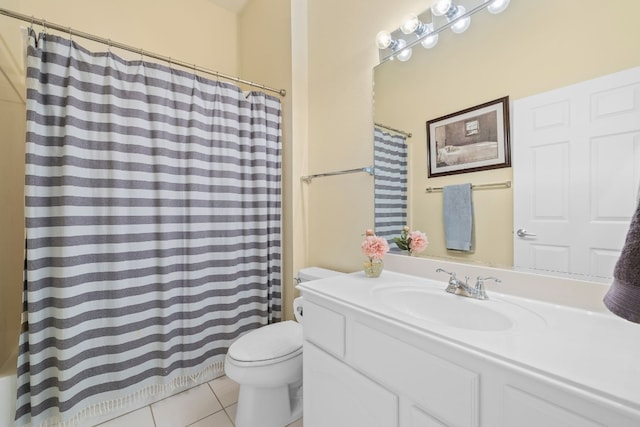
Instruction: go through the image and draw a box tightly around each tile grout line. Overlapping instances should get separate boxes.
[207,380,227,411]
[207,380,236,426]
[98,378,235,427]
[149,403,158,427]
[202,382,235,427]
[223,406,236,427]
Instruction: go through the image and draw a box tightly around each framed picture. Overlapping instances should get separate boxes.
[426,96,510,178]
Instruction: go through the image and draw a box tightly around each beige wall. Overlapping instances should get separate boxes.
[18,0,239,74]
[0,0,27,369]
[304,0,640,272]
[0,95,25,370]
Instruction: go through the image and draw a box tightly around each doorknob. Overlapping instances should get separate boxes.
[516,228,537,238]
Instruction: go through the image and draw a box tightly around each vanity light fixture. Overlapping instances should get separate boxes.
[376,30,398,50]
[376,0,511,63]
[376,30,413,62]
[485,0,510,14]
[395,39,413,62]
[446,5,471,34]
[400,13,439,49]
[400,13,427,36]
[431,0,453,16]
[420,25,439,49]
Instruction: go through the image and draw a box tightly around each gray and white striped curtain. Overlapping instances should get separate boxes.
[17,32,282,427]
[374,128,407,243]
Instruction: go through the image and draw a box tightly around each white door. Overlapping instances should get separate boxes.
[513,67,640,279]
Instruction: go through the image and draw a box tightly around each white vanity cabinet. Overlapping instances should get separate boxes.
[301,285,640,427]
[302,299,399,427]
[303,297,479,427]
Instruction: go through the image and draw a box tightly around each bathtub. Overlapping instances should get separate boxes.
[0,349,17,427]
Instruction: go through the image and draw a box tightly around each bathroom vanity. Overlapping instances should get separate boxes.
[298,267,640,427]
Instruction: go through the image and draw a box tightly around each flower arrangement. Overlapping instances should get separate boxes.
[393,226,428,256]
[361,229,389,278]
[361,229,390,261]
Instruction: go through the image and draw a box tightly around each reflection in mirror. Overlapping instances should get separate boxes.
[373,126,408,244]
[512,68,640,280]
[372,0,640,281]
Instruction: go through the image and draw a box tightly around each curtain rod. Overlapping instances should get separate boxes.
[375,122,412,138]
[425,180,511,193]
[0,7,286,97]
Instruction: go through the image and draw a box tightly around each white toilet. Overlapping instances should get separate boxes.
[224,267,342,427]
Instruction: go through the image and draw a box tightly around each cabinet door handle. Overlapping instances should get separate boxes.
[516,228,537,238]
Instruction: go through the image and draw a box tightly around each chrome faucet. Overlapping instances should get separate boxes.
[436,269,501,300]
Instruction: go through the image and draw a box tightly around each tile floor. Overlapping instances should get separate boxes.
[95,376,303,427]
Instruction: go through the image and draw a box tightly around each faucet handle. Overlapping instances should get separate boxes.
[437,268,460,293]
[436,268,456,278]
[474,276,500,299]
[476,276,501,285]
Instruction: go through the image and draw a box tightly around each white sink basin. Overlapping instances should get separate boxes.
[371,285,546,332]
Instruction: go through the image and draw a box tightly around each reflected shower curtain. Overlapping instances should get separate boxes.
[17,32,282,427]
[374,128,408,243]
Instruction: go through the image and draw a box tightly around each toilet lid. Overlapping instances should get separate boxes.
[228,320,303,363]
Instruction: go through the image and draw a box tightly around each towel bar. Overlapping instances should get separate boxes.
[425,180,511,193]
[301,166,374,183]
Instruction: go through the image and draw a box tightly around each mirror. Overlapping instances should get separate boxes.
[373,0,640,280]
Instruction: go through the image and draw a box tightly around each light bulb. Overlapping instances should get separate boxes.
[420,22,438,49]
[486,0,510,14]
[395,39,413,62]
[400,13,420,35]
[449,5,471,34]
[421,33,439,49]
[431,0,452,17]
[376,30,393,49]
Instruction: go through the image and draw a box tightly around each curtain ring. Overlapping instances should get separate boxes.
[68,26,72,41]
[41,19,47,38]
[29,16,34,32]
[140,48,144,61]
[107,39,112,53]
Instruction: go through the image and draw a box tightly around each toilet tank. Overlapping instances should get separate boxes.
[294,267,342,322]
[297,267,342,283]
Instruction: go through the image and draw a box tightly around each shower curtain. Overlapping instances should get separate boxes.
[374,127,407,243]
[16,32,282,427]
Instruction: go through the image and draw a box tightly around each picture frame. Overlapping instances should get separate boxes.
[426,96,511,178]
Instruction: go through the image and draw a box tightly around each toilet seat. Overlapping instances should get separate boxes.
[227,320,303,367]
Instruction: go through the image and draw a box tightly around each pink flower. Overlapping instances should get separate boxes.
[393,226,429,255]
[408,231,428,254]
[361,235,390,260]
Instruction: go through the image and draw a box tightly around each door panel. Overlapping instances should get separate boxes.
[513,67,640,278]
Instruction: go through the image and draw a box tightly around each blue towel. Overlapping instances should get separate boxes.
[443,183,474,251]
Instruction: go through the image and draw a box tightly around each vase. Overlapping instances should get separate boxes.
[363,259,384,278]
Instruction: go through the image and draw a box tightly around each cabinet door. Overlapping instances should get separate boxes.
[408,405,448,427]
[503,386,602,427]
[303,342,398,427]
